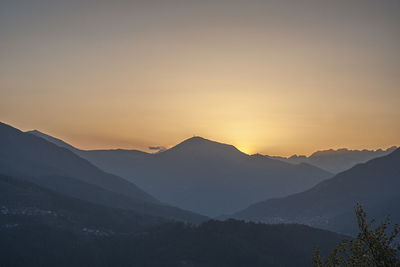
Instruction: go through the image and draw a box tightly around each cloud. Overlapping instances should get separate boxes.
[148,146,167,153]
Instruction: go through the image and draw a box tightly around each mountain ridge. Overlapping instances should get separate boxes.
[28,129,332,217]
[231,148,400,235]
[1,122,207,223]
[266,146,398,173]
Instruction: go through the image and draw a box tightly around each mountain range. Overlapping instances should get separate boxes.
[231,147,400,235]
[0,173,345,267]
[0,122,205,223]
[266,147,397,173]
[1,120,398,266]
[28,130,332,217]
[0,125,346,266]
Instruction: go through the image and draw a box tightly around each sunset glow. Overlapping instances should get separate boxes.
[1,0,399,156]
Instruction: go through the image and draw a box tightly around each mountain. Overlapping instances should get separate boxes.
[27,129,79,152]
[232,148,400,235]
[0,122,206,223]
[29,131,332,217]
[267,147,397,173]
[2,123,154,203]
[0,174,345,266]
[0,174,164,233]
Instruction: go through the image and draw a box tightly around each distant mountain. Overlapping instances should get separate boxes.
[27,129,79,152]
[0,122,206,223]
[27,129,152,178]
[29,131,331,217]
[0,174,345,266]
[267,147,397,173]
[232,148,400,235]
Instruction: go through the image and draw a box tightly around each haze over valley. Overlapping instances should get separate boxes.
[1,0,399,266]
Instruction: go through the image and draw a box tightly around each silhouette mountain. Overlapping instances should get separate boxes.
[27,129,152,177]
[161,136,245,159]
[267,147,397,173]
[0,173,345,266]
[232,148,400,235]
[0,122,206,223]
[27,129,79,152]
[29,131,331,217]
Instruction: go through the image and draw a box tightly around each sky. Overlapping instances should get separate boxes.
[1,0,399,156]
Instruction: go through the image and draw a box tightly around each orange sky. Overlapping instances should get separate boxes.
[1,1,399,156]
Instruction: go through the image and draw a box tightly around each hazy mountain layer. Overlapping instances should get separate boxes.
[267,147,397,173]
[232,148,400,235]
[29,131,332,217]
[0,122,206,223]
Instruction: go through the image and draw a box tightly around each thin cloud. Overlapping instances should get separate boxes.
[149,146,167,153]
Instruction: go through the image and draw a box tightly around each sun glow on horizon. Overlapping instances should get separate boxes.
[1,1,399,156]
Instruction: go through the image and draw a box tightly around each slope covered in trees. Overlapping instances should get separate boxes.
[0,173,346,267]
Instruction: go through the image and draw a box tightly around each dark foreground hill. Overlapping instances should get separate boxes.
[232,148,400,235]
[0,174,164,233]
[29,130,331,217]
[0,122,205,223]
[0,174,345,267]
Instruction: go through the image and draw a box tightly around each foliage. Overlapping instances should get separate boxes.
[313,204,400,267]
[0,219,343,267]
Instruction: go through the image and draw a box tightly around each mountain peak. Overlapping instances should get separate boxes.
[181,136,209,144]
[159,136,246,159]
[309,147,398,158]
[190,136,240,148]
[173,136,234,149]
[27,129,41,134]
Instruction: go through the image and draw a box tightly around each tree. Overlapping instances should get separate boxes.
[313,204,400,267]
